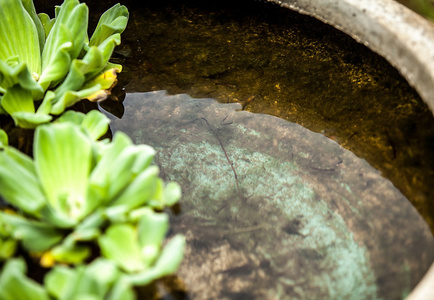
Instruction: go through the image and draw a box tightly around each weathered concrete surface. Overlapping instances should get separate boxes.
[267,0,434,116]
[107,91,434,299]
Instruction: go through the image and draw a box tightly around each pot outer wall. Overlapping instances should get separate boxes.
[265,0,434,299]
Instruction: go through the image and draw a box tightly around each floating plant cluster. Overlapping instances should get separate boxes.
[0,0,185,299]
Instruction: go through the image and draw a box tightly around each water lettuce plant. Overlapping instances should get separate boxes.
[0,0,129,128]
[0,110,185,298]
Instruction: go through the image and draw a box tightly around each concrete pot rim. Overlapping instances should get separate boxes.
[268,0,434,116]
[266,0,434,299]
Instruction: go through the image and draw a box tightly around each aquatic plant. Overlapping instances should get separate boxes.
[0,0,128,128]
[0,111,185,298]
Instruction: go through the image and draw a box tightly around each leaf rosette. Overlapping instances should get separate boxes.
[0,0,129,128]
[0,111,184,288]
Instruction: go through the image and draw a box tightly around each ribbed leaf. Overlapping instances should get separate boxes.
[0,0,41,75]
[105,146,139,200]
[163,181,182,207]
[110,165,159,209]
[55,109,86,125]
[39,205,78,228]
[85,34,121,81]
[99,223,145,273]
[81,259,120,294]
[38,13,55,39]
[41,0,88,73]
[126,235,186,286]
[89,4,129,47]
[38,23,72,90]
[55,109,109,140]
[137,210,169,267]
[0,146,46,214]
[54,47,104,99]
[0,59,43,93]
[50,84,102,115]
[131,145,156,174]
[106,277,135,300]
[0,212,63,252]
[44,265,76,299]
[34,123,92,221]
[89,132,132,200]
[21,0,46,52]
[81,109,110,140]
[0,258,50,300]
[49,243,91,265]
[0,129,8,148]
[0,237,17,260]
[45,259,121,300]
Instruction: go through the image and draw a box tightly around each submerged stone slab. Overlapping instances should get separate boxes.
[107,91,434,299]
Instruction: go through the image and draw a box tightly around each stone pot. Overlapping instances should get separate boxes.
[265,0,434,298]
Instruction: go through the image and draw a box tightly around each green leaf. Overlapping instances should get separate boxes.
[0,82,53,128]
[0,146,46,214]
[89,4,129,47]
[50,243,91,265]
[53,47,104,100]
[164,181,182,207]
[146,178,164,209]
[99,223,145,273]
[0,0,41,76]
[44,265,76,299]
[81,258,120,294]
[110,165,159,210]
[89,132,133,201]
[131,144,156,174]
[82,68,120,102]
[104,205,130,223]
[55,109,86,126]
[0,59,43,95]
[38,13,55,39]
[21,0,46,52]
[41,0,89,88]
[39,205,78,228]
[85,35,121,81]
[0,212,63,252]
[148,233,185,273]
[0,258,50,300]
[126,235,186,286]
[81,109,110,140]
[34,123,93,220]
[105,145,147,201]
[0,129,8,148]
[36,90,54,115]
[106,277,135,300]
[54,110,109,140]
[0,238,17,260]
[50,84,102,115]
[38,26,72,91]
[73,208,106,236]
[7,112,52,129]
[45,259,121,300]
[137,210,169,267]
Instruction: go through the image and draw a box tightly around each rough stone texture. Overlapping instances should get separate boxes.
[267,0,434,116]
[107,91,434,299]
